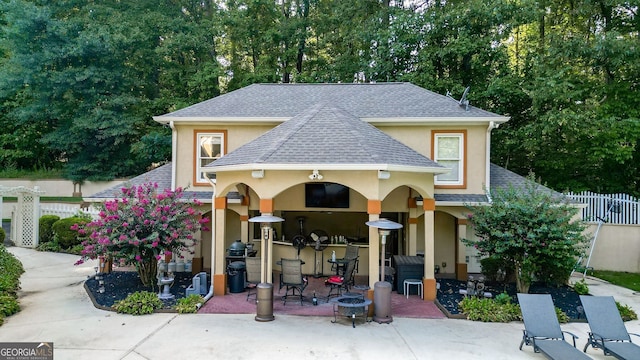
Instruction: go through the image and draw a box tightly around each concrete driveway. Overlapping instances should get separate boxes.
[1,247,638,359]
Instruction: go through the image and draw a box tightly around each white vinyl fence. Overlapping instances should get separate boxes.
[40,203,100,220]
[564,192,639,225]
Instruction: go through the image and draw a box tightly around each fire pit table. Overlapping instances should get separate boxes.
[329,294,372,328]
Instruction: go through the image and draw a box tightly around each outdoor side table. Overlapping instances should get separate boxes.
[403,279,423,299]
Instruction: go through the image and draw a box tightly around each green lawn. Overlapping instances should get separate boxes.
[592,270,640,292]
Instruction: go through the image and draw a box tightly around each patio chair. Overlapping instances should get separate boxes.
[517,293,592,360]
[280,258,308,305]
[245,257,261,302]
[580,295,640,360]
[331,244,360,274]
[326,259,357,298]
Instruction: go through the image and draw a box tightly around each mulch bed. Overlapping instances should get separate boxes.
[84,271,204,311]
[436,278,585,321]
[84,272,583,320]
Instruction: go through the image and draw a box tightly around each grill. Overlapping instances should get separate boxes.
[227,240,246,256]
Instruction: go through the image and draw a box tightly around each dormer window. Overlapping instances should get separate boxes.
[432,131,466,188]
[195,130,226,185]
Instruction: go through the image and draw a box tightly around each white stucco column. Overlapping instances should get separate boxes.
[423,199,437,300]
[408,207,418,256]
[368,213,381,288]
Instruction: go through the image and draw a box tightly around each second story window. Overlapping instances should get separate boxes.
[195,131,225,185]
[432,131,466,188]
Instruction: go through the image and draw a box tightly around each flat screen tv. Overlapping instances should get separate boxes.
[305,182,349,208]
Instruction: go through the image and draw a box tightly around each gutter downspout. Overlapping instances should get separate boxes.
[198,174,216,307]
[486,121,499,203]
[169,121,177,190]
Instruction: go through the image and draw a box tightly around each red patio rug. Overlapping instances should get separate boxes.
[197,275,445,319]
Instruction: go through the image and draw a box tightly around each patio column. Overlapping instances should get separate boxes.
[407,198,419,256]
[240,214,249,242]
[423,198,436,301]
[456,218,468,281]
[213,196,228,296]
[367,200,381,290]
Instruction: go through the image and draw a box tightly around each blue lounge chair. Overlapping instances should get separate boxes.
[518,293,592,360]
[580,295,640,360]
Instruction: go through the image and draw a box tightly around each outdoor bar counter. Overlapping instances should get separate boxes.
[271,241,370,276]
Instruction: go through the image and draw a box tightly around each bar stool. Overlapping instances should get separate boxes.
[403,279,423,299]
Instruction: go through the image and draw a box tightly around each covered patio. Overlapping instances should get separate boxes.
[205,104,450,302]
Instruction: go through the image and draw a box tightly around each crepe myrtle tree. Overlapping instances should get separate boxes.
[463,178,589,294]
[74,182,209,287]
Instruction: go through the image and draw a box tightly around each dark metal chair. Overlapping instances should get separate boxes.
[331,244,359,277]
[326,259,357,298]
[580,295,640,360]
[518,293,591,360]
[280,258,308,305]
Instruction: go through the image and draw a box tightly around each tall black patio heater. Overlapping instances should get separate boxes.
[249,214,284,322]
[366,218,402,324]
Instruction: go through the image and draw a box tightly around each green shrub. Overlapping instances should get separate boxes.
[494,292,512,305]
[0,228,5,243]
[480,256,512,283]
[555,307,570,323]
[0,244,23,326]
[38,215,60,244]
[37,241,62,253]
[536,256,575,287]
[51,217,87,249]
[459,297,522,322]
[175,294,204,314]
[0,244,24,296]
[113,291,163,315]
[572,279,589,295]
[616,302,638,321]
[0,294,20,317]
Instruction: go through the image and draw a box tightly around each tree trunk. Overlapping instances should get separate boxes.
[136,259,158,288]
[515,264,531,294]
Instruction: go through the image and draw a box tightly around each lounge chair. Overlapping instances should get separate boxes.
[580,295,640,360]
[517,293,592,360]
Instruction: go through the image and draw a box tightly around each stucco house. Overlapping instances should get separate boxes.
[90,82,545,302]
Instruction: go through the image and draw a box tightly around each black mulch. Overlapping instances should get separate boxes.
[85,272,584,320]
[436,278,585,321]
[84,271,208,310]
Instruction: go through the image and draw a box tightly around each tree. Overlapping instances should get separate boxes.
[75,183,209,287]
[463,178,589,293]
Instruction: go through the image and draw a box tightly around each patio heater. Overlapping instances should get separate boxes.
[249,215,284,322]
[366,218,402,324]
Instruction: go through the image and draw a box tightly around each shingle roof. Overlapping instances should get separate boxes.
[207,104,446,172]
[156,83,506,120]
[489,163,565,200]
[86,163,563,205]
[84,163,212,202]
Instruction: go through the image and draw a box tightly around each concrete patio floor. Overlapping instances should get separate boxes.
[1,247,639,360]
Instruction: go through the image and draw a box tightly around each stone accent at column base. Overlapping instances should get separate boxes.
[423,278,437,301]
[213,273,226,296]
[456,263,468,281]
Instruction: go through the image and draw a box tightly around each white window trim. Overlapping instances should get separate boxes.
[195,132,225,185]
[434,132,465,187]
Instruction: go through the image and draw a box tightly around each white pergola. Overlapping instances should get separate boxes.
[0,186,45,248]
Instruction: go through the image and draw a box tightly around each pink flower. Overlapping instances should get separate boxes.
[152,241,158,248]
[135,255,142,262]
